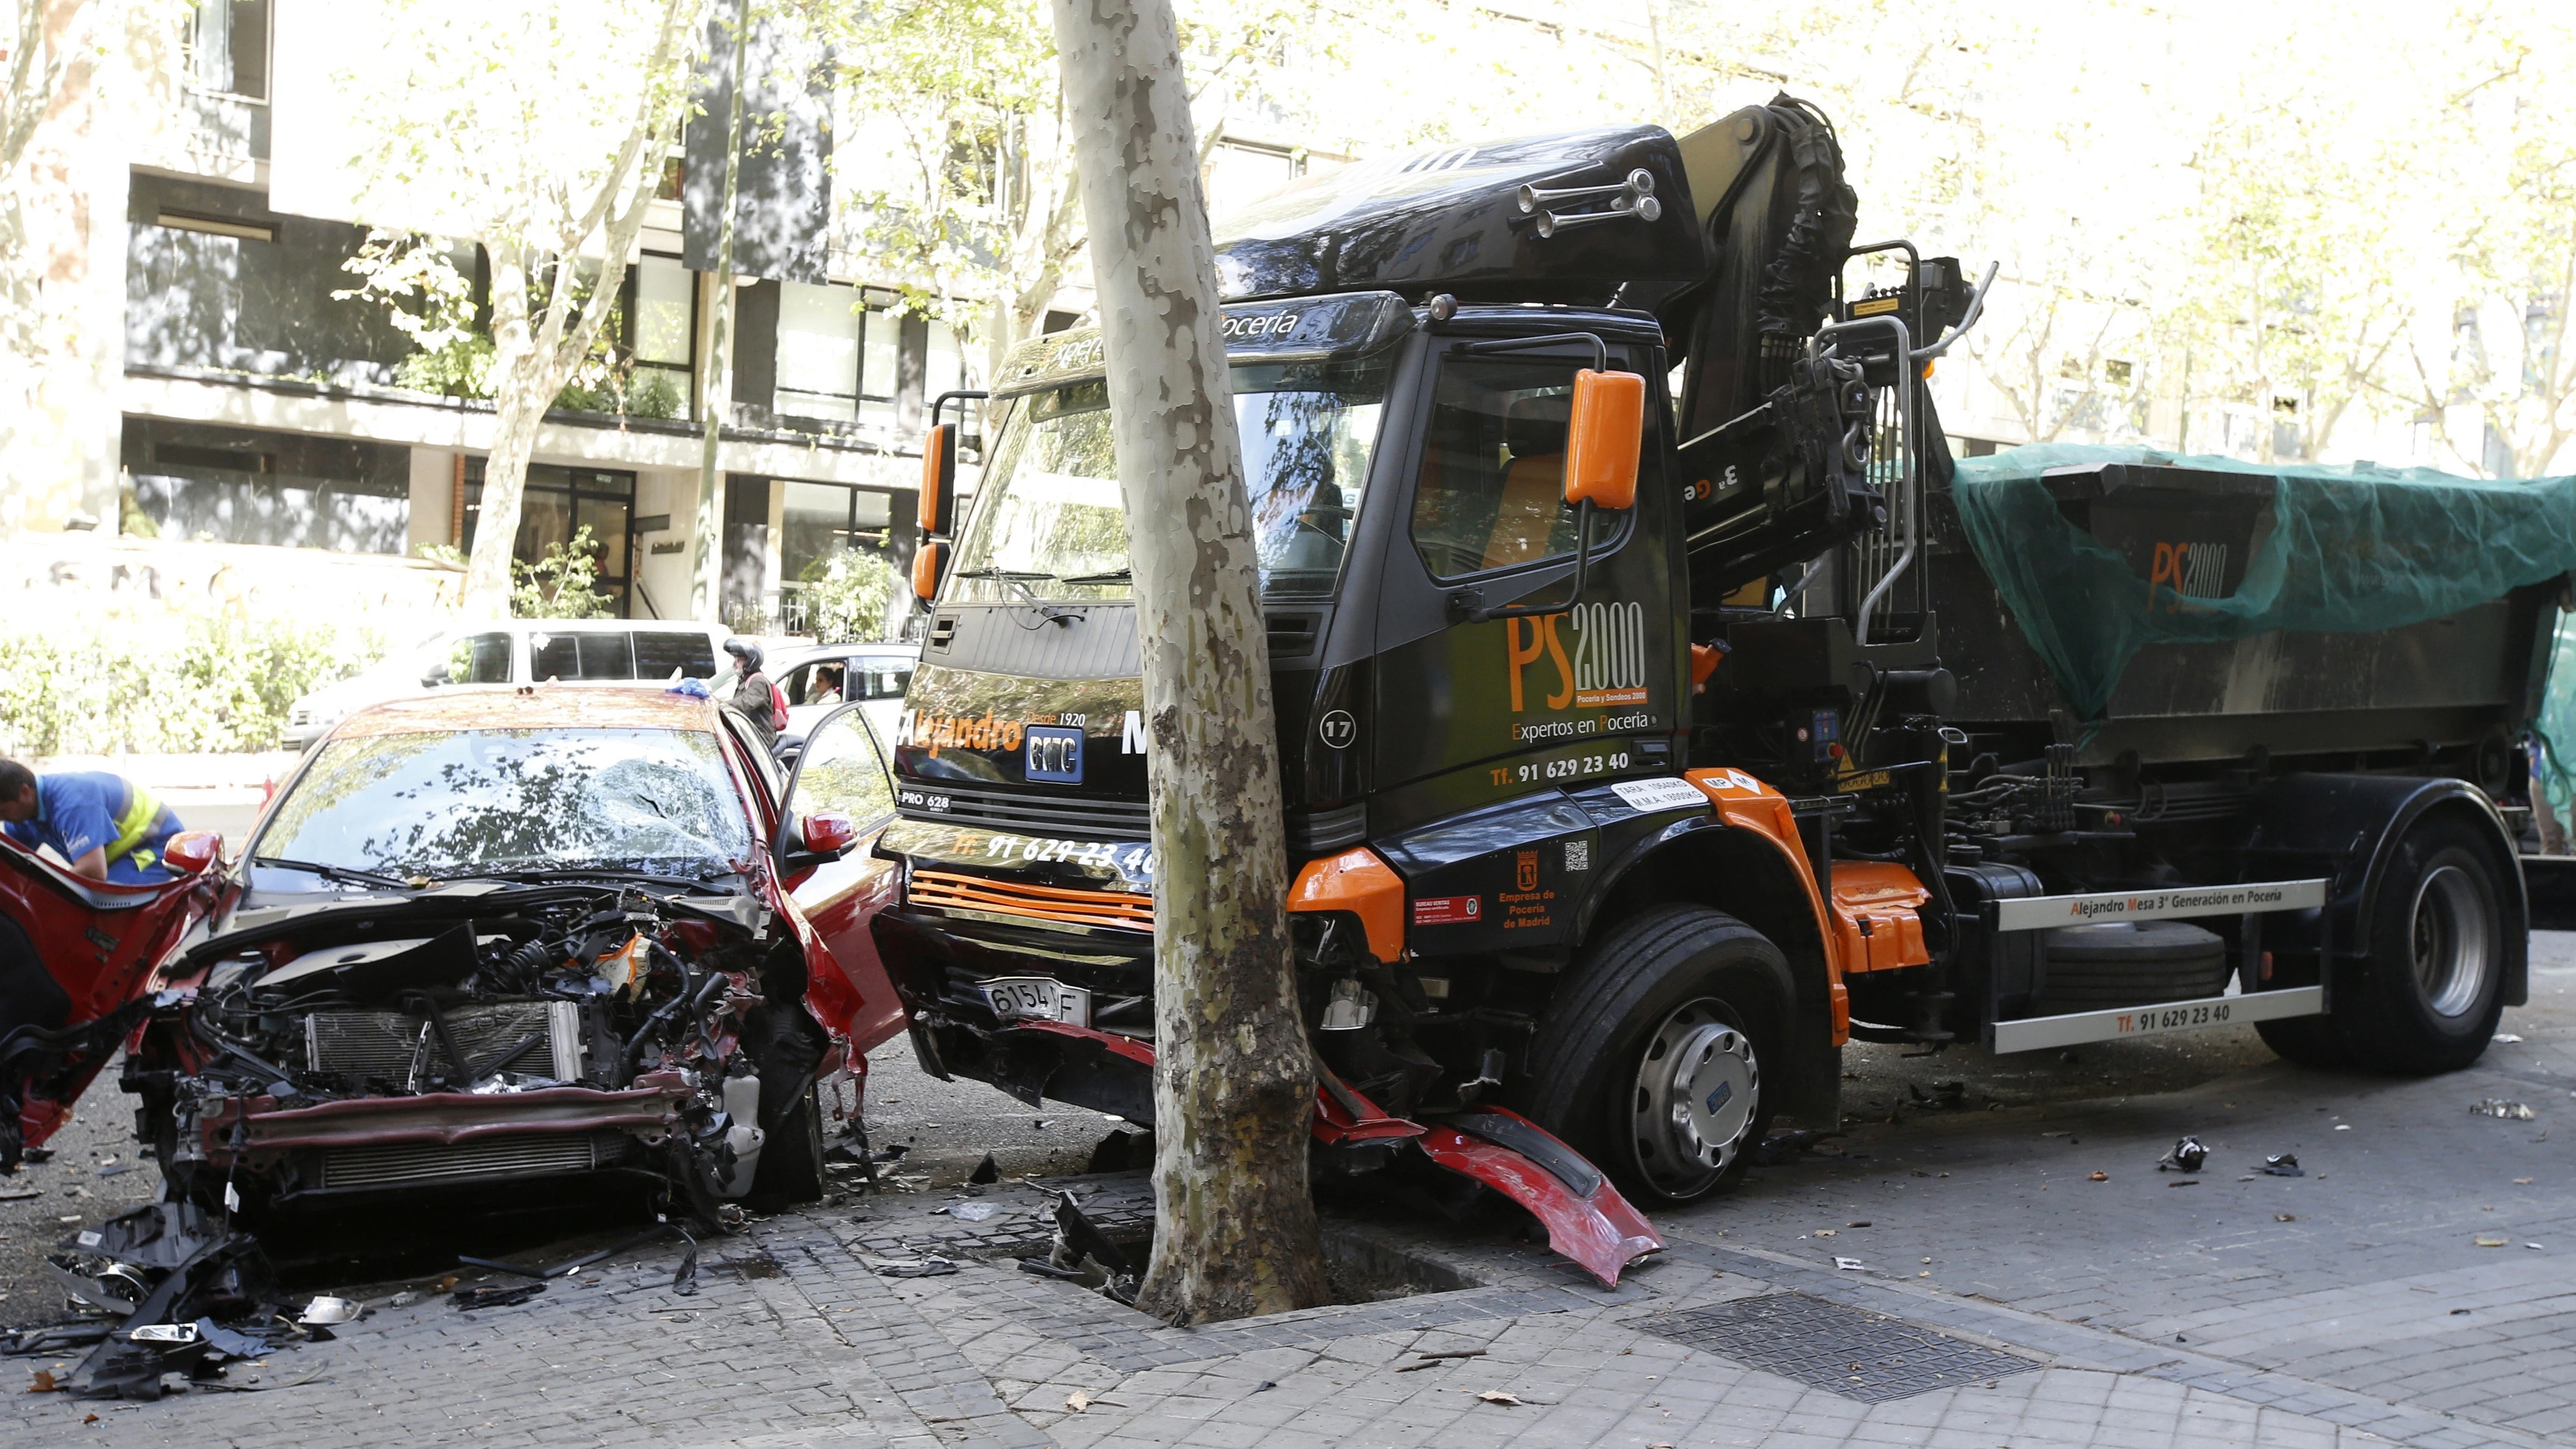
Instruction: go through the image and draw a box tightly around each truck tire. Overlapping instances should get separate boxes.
[2333,815,2509,1073]
[2039,920,2231,1012]
[750,1083,826,1209]
[1516,905,1794,1208]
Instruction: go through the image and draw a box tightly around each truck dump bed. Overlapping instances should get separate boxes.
[1918,444,2576,771]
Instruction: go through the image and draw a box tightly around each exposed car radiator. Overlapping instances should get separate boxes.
[317,1133,604,1190]
[304,1001,584,1083]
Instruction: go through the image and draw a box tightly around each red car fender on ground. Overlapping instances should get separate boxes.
[1008,1019,1663,1286]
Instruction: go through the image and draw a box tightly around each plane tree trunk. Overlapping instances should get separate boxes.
[1049,0,1329,1326]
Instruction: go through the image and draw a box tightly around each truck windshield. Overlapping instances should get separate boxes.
[953,355,1390,600]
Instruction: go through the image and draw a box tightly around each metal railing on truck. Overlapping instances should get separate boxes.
[1981,878,2331,1054]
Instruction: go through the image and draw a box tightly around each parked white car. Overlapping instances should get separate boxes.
[283,621,732,749]
[767,642,918,758]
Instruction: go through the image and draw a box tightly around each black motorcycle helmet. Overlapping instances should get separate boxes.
[722,637,763,673]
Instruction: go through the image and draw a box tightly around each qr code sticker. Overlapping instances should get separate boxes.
[1565,839,1590,872]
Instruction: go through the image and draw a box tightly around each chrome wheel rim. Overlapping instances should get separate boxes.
[1630,998,1758,1198]
[2411,863,2494,1019]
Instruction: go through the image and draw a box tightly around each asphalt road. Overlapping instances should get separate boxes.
[3,930,2558,1331]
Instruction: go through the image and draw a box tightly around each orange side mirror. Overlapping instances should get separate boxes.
[919,423,957,535]
[912,540,946,602]
[1562,368,1645,511]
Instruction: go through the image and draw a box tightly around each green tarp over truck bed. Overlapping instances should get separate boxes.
[1948,443,2576,795]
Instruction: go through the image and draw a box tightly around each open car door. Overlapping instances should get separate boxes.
[0,834,222,1166]
[775,702,907,1055]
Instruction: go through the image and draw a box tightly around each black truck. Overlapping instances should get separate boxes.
[866,97,2544,1219]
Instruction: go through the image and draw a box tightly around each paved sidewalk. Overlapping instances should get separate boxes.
[7,944,2571,1447]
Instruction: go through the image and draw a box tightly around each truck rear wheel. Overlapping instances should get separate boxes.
[2334,816,2509,1073]
[1518,905,1793,1207]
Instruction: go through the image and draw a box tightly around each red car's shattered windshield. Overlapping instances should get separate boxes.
[254,728,752,884]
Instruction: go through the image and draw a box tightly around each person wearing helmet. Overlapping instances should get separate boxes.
[721,639,784,753]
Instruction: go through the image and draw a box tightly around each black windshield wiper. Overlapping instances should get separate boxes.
[1058,568,1131,585]
[954,567,1075,624]
[250,857,413,890]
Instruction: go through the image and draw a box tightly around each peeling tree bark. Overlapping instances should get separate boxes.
[1050,0,1329,1326]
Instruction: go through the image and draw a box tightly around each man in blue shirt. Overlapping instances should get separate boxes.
[0,759,185,884]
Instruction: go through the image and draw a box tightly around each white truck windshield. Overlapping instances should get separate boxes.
[951,356,1390,601]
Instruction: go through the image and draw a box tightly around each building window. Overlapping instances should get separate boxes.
[188,0,269,101]
[121,417,407,552]
[629,252,694,417]
[462,463,640,616]
[776,281,897,426]
[782,481,895,584]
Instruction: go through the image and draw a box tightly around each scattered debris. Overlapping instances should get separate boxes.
[1415,1348,1487,1361]
[1847,1220,1872,1228]
[1906,1081,1968,1111]
[1066,1390,1092,1412]
[296,1298,361,1327]
[1752,1129,1840,1165]
[671,1231,699,1297]
[2528,1243,2546,1251]
[2516,1179,2535,1186]
[2472,1100,2537,1121]
[2088,1172,2108,1182]
[2259,1153,2304,1178]
[0,1186,35,1201]
[2476,1235,2509,1248]
[2495,1033,2524,1043]
[452,1283,547,1310]
[867,1256,958,1279]
[1465,1389,1544,1406]
[1020,1191,1140,1306]
[1812,1229,1836,1237]
[1833,1257,1866,1271]
[457,1224,683,1283]
[2157,1137,2208,1173]
[2276,1214,2297,1222]
[2334,1124,2352,1131]
[943,1202,1000,1223]
[968,1153,1001,1186]
[22,1203,306,1400]
[2169,1180,2200,1188]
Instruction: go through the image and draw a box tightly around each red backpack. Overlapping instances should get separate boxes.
[768,679,789,730]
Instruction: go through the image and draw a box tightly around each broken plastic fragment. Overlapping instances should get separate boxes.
[2472,1099,2536,1120]
[2476,1235,2509,1247]
[2259,1153,2303,1177]
[944,1202,999,1222]
[2157,1136,2208,1172]
[968,1153,1000,1185]
[869,1256,958,1278]
[297,1297,361,1327]
[1834,1256,1866,1271]
[2088,1171,2107,1181]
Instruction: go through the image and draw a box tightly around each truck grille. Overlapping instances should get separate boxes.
[317,1133,602,1190]
[911,868,1154,932]
[305,1002,578,1082]
[901,780,1150,839]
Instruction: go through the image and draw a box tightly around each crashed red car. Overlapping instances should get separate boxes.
[0,687,906,1218]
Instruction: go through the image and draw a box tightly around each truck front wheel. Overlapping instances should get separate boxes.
[1517,906,1794,1207]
